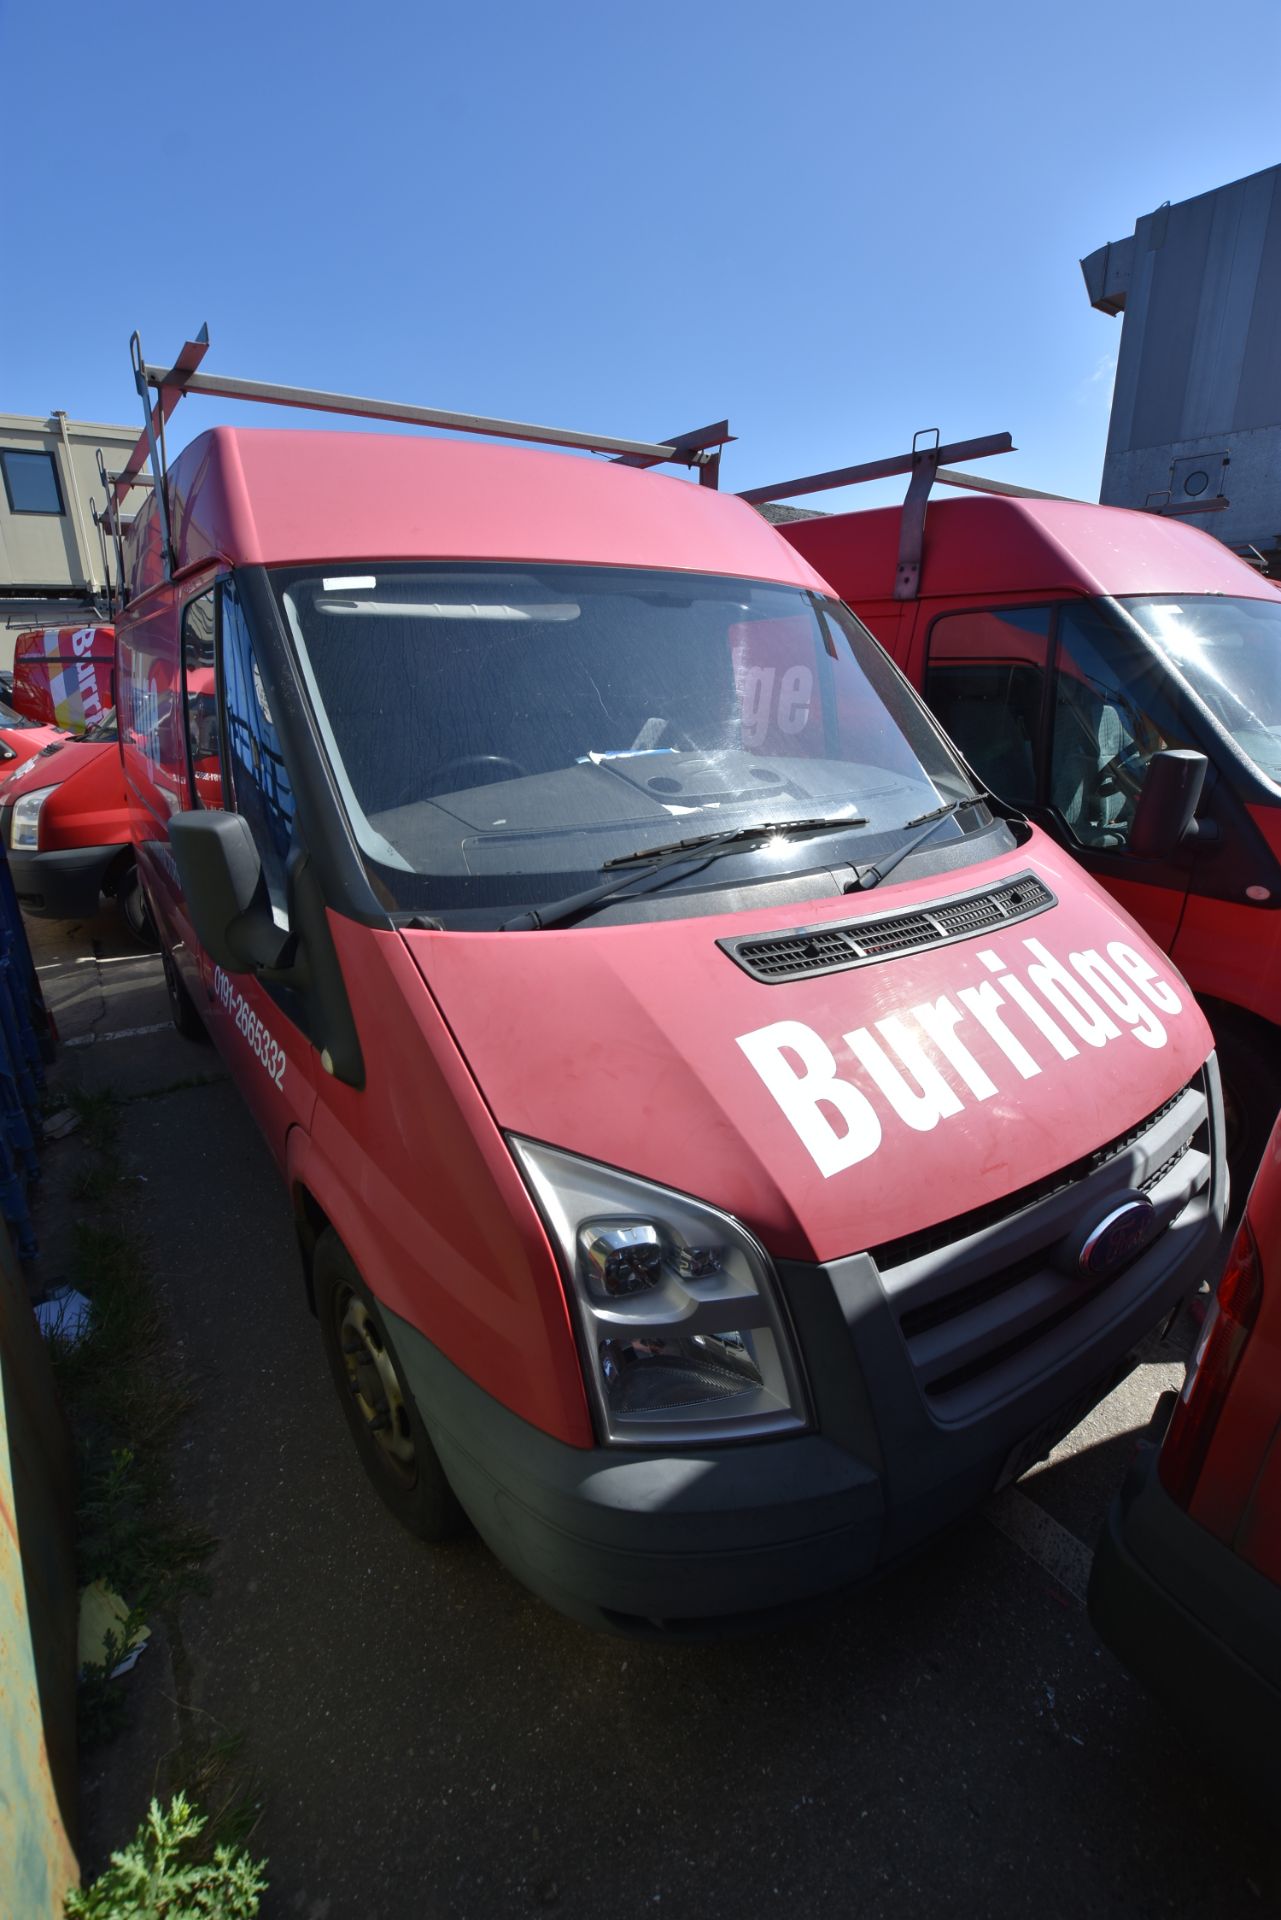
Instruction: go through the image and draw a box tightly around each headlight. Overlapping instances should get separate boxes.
[510,1136,809,1446]
[10,785,56,851]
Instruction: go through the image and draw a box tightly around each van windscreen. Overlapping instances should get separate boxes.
[1123,595,1281,788]
[273,564,979,921]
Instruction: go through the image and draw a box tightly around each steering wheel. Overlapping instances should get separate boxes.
[399,755,528,806]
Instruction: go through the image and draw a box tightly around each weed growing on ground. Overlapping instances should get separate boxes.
[65,1086,121,1156]
[52,1125,214,1740]
[64,1794,266,1919]
[53,1075,267,1889]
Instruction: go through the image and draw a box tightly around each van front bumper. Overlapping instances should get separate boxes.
[385,1301,885,1634]
[1089,1403,1281,1794]
[387,1059,1226,1634]
[7,843,119,919]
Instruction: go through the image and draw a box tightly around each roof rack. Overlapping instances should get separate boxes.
[98,323,735,588]
[740,429,1016,600]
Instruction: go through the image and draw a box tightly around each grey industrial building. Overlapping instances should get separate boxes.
[0,412,147,667]
[1082,162,1281,572]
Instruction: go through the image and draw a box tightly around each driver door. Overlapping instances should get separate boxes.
[924,600,1191,952]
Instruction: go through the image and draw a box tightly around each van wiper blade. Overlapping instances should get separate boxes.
[501,812,867,932]
[603,812,867,869]
[847,799,968,893]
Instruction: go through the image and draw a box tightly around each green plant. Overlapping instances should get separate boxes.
[65,1795,266,1918]
[65,1086,121,1157]
[78,1605,154,1749]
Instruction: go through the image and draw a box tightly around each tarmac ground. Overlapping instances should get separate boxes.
[34,900,1278,1920]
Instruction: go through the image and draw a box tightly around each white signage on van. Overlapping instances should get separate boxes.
[212,965,287,1090]
[736,936,1184,1178]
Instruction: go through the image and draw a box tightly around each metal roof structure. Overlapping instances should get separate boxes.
[1082,163,1281,569]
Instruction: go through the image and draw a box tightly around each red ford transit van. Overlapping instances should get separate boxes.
[0,709,151,940]
[779,495,1281,1194]
[1090,1105,1281,1788]
[106,371,1227,1632]
[12,624,115,735]
[0,699,63,775]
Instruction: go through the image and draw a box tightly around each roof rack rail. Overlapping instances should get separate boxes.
[933,468,1073,502]
[739,429,1016,601]
[99,323,734,582]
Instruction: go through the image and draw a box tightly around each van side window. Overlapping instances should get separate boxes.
[221,578,297,920]
[180,589,222,809]
[924,608,1050,810]
[1049,604,1183,851]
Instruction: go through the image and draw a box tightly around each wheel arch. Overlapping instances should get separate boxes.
[290,1174,332,1315]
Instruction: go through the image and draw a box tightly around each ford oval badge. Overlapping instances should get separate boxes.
[1078,1197,1162,1279]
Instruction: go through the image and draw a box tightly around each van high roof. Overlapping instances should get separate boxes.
[123,426,833,602]
[783,493,1280,605]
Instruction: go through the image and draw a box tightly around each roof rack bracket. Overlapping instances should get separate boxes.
[894,428,941,600]
[610,421,735,489]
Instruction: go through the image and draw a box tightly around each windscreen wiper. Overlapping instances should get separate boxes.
[846,798,969,893]
[500,812,867,932]
[603,813,867,868]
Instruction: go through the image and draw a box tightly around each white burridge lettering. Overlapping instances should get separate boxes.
[736,931,1192,1177]
[1107,940,1183,1016]
[76,657,103,722]
[735,1020,882,1178]
[846,1017,965,1131]
[911,995,1000,1100]
[978,948,1079,1060]
[1023,937,1121,1049]
[1069,948,1167,1048]
[955,980,1042,1080]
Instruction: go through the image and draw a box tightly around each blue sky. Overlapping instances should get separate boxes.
[4,0,1279,511]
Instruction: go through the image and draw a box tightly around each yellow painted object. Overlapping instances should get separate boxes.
[77,1581,149,1675]
[0,1216,79,1914]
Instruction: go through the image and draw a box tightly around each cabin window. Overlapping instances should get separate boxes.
[1048,604,1184,851]
[181,589,221,809]
[221,577,296,923]
[1,449,65,516]
[924,606,1051,810]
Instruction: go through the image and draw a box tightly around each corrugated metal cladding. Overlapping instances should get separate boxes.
[1081,164,1281,563]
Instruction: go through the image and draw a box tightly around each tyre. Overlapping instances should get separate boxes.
[116,861,159,948]
[1208,1007,1281,1226]
[314,1230,464,1541]
[162,946,210,1043]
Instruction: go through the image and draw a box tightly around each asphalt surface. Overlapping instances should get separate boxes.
[36,904,1278,1919]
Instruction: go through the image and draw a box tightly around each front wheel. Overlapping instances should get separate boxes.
[314,1231,464,1542]
[162,946,210,1043]
[116,862,158,948]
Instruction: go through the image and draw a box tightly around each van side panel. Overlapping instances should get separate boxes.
[295,918,594,1448]
[27,748,130,854]
[1192,1111,1281,1573]
[1172,896,1281,1030]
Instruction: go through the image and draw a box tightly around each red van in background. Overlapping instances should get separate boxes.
[0,710,151,941]
[779,497,1281,1194]
[91,370,1229,1634]
[1089,1105,1281,1789]
[0,699,64,774]
[12,625,114,734]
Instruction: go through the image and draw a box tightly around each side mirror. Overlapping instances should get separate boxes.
[1128,750,1209,861]
[168,812,292,973]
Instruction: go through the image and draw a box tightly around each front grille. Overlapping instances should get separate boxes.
[876,1071,1213,1421]
[722,873,1055,983]
[873,1080,1192,1274]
